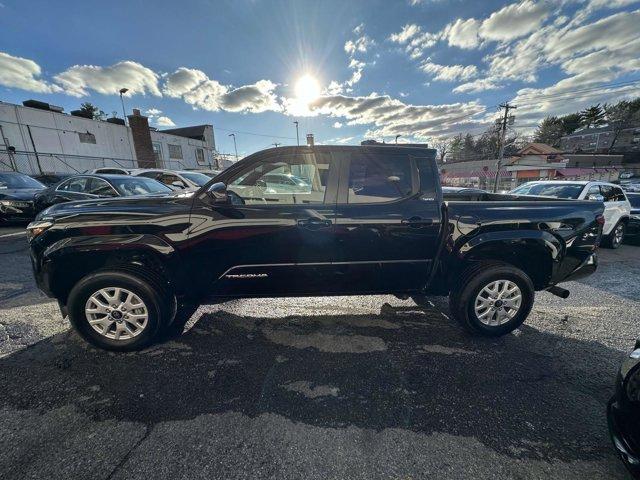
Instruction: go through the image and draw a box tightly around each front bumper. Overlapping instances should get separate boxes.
[0,202,37,223]
[553,251,598,285]
[608,398,640,478]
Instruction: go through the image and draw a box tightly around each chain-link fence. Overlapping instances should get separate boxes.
[0,149,192,175]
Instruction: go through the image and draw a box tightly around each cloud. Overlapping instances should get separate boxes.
[163,68,279,113]
[479,0,552,42]
[0,51,61,93]
[442,18,481,49]
[389,24,421,44]
[453,78,502,93]
[288,92,486,140]
[155,116,176,127]
[329,24,374,94]
[389,24,440,59]
[54,61,161,97]
[145,108,176,127]
[333,121,343,128]
[420,60,478,81]
[344,25,375,56]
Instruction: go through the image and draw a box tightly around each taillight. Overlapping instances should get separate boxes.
[596,214,605,226]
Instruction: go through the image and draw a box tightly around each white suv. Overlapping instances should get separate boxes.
[510,180,631,248]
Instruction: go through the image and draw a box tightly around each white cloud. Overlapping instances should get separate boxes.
[453,78,502,93]
[155,116,176,127]
[333,121,343,128]
[389,24,421,44]
[54,61,161,97]
[0,51,61,93]
[442,18,481,49]
[479,0,552,42]
[163,68,279,113]
[145,108,162,116]
[421,60,478,81]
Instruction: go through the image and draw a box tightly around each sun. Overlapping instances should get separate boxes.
[295,74,321,104]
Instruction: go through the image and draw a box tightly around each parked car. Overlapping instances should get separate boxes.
[0,171,46,223]
[441,186,488,201]
[621,182,640,193]
[608,338,640,478]
[510,181,631,248]
[91,167,136,175]
[132,169,211,190]
[184,168,222,178]
[34,174,173,211]
[626,193,640,244]
[31,172,72,186]
[27,145,604,351]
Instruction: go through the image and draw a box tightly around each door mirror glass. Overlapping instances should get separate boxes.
[207,182,229,204]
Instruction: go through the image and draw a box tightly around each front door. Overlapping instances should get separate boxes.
[186,149,339,297]
[331,148,442,294]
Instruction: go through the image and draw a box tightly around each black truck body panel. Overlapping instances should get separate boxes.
[28,145,603,307]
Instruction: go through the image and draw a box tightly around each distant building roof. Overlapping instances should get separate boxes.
[518,143,562,155]
[159,125,211,141]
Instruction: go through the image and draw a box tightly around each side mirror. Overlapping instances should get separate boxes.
[587,193,604,202]
[207,182,229,204]
[171,181,186,189]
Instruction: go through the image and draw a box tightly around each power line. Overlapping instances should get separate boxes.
[514,80,640,106]
[215,127,296,140]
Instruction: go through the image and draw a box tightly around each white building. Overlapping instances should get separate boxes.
[0,100,221,174]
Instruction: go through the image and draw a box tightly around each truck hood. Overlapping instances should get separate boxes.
[37,191,195,220]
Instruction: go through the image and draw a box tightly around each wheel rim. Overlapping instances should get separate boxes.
[614,224,624,245]
[474,280,522,326]
[85,287,149,340]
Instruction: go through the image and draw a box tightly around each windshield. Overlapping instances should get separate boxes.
[628,193,640,208]
[179,172,211,186]
[110,177,172,196]
[0,173,45,190]
[511,183,584,199]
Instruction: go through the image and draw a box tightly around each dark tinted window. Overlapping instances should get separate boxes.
[606,186,626,202]
[86,178,118,197]
[347,154,413,204]
[110,177,172,196]
[0,173,45,189]
[628,194,640,208]
[57,177,89,192]
[511,183,583,199]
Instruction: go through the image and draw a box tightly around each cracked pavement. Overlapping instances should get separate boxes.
[0,225,638,479]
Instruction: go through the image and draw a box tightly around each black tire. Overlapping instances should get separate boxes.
[67,270,169,351]
[449,262,534,337]
[603,221,625,249]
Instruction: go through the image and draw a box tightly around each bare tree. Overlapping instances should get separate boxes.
[433,138,450,164]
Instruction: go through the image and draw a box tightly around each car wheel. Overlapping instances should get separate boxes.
[449,262,534,337]
[67,270,167,351]
[603,222,626,249]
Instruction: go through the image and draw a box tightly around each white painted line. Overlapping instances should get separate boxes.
[0,231,26,239]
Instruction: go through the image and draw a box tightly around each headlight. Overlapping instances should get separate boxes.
[26,220,54,241]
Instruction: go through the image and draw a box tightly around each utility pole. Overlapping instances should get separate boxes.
[228,133,238,161]
[493,102,517,192]
[395,134,402,144]
[293,121,300,146]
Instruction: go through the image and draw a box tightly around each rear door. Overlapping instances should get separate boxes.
[600,184,629,233]
[332,148,442,293]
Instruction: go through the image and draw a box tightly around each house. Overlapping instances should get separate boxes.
[0,99,221,174]
[560,126,640,153]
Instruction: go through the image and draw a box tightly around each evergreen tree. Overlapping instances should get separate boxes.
[534,116,564,146]
[579,104,606,129]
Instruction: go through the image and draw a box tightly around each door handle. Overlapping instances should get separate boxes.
[297,217,332,230]
[401,216,434,228]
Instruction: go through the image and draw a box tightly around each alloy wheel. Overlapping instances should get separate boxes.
[85,287,149,340]
[474,280,522,326]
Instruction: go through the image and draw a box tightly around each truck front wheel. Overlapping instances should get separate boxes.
[449,262,534,337]
[67,270,170,351]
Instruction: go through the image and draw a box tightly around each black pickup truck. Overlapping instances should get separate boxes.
[27,145,604,351]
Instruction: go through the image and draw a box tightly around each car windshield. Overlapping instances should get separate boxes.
[179,172,211,186]
[628,194,640,208]
[0,173,45,190]
[511,183,584,199]
[110,177,172,196]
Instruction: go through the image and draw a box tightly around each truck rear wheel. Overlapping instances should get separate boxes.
[449,262,534,337]
[67,270,171,351]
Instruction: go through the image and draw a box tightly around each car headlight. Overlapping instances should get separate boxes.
[26,220,54,241]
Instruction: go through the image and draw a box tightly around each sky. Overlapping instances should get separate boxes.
[1,0,640,156]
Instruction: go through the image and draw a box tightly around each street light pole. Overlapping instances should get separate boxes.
[119,88,129,125]
[229,133,238,161]
[395,134,402,144]
[293,121,300,146]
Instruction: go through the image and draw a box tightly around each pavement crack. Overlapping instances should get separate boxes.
[105,423,154,480]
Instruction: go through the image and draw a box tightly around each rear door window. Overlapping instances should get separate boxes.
[346,153,414,204]
[57,177,89,193]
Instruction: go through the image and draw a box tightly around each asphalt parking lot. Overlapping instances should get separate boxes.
[0,224,638,479]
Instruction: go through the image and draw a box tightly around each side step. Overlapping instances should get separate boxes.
[547,285,570,299]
